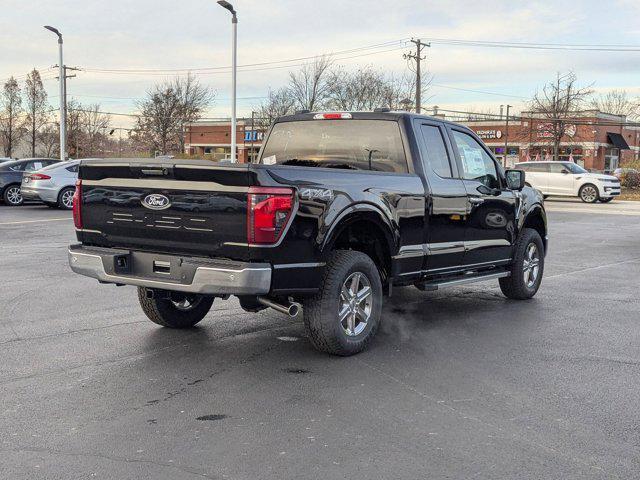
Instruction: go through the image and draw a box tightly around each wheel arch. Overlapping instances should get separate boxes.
[521,205,547,253]
[321,205,397,284]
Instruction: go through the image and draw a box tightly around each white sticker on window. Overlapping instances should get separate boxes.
[263,155,276,165]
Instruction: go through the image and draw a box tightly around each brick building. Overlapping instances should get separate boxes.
[184,119,265,163]
[461,110,640,172]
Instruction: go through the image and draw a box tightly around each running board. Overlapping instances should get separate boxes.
[416,271,510,291]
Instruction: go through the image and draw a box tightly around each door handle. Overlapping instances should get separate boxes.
[469,197,484,205]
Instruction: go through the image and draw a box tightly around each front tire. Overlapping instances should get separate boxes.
[137,288,214,328]
[499,228,544,300]
[579,184,599,203]
[3,185,23,206]
[303,250,383,356]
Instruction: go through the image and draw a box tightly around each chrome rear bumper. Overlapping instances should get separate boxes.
[68,244,271,295]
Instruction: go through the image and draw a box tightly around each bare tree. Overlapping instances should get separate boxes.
[38,123,59,157]
[81,104,111,156]
[530,72,593,161]
[589,89,639,119]
[65,99,85,157]
[288,56,333,111]
[380,73,417,111]
[0,76,24,157]
[255,87,296,127]
[133,74,214,155]
[23,69,49,157]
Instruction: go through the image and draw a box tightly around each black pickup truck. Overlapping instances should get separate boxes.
[69,111,547,356]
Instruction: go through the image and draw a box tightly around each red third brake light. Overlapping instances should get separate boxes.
[313,112,352,120]
[247,187,294,245]
[72,179,82,229]
[30,173,51,180]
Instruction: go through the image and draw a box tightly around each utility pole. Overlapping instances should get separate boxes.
[404,38,430,113]
[504,104,512,167]
[54,65,79,158]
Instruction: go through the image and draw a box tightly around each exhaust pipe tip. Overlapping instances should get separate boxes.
[288,303,301,317]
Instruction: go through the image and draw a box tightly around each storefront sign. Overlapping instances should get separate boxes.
[536,123,577,138]
[244,130,264,142]
[476,129,503,140]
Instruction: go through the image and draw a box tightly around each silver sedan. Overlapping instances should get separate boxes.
[21,160,79,209]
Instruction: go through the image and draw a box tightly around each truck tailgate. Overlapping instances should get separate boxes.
[78,159,251,260]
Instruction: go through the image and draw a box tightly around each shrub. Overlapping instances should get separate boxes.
[621,170,640,189]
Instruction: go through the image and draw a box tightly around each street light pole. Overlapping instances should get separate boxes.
[44,26,66,161]
[218,1,237,163]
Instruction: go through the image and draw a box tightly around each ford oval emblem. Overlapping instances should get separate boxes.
[142,193,171,210]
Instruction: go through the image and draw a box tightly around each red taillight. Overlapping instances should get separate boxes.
[72,179,82,229]
[247,187,294,245]
[30,173,51,180]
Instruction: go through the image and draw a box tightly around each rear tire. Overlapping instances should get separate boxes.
[499,228,544,300]
[57,187,75,210]
[137,288,214,328]
[303,250,383,356]
[579,184,599,203]
[3,185,23,206]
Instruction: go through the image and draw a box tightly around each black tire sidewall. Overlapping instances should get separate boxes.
[507,229,545,298]
[138,288,214,328]
[304,250,383,356]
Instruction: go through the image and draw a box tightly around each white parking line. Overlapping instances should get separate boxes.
[0,217,72,226]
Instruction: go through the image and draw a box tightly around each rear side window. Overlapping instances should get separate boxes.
[66,164,79,173]
[419,124,452,178]
[528,163,550,173]
[260,120,408,173]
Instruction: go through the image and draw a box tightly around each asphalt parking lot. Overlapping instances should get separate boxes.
[1,200,640,479]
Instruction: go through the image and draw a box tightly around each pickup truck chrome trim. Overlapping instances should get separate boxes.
[68,247,271,295]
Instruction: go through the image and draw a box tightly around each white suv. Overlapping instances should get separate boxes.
[515,161,621,203]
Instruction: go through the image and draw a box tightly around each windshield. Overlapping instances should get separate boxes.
[564,162,588,174]
[259,119,408,173]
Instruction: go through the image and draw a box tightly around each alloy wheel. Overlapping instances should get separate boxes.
[522,243,540,288]
[6,186,22,205]
[581,185,597,203]
[61,189,74,209]
[339,271,373,336]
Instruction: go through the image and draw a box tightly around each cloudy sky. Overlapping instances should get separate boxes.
[2,0,639,127]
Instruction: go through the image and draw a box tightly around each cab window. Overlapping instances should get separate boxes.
[452,131,499,189]
[420,124,453,178]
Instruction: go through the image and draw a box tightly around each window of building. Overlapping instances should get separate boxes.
[452,130,499,189]
[419,124,452,178]
[604,148,620,172]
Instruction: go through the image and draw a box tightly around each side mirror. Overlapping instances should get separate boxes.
[505,169,525,191]
[561,169,569,174]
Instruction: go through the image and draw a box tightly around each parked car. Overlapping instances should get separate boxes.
[515,161,621,203]
[21,160,80,209]
[613,167,638,179]
[0,158,60,206]
[68,111,547,356]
